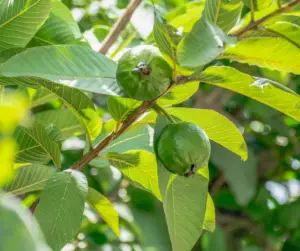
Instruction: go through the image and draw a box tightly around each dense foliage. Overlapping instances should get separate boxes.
[0,0,300,251]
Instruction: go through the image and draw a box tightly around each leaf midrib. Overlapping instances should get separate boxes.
[0,0,42,29]
[49,172,72,238]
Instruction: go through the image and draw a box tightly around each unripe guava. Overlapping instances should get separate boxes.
[116,45,172,101]
[156,122,211,177]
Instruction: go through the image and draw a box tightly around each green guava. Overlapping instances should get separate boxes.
[156,122,211,177]
[116,45,173,101]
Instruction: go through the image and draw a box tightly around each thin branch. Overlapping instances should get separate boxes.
[99,0,143,55]
[72,85,174,171]
[233,0,300,37]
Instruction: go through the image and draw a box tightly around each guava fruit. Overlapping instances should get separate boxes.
[116,45,173,101]
[156,122,211,177]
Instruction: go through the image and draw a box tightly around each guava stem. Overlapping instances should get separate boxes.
[152,104,177,123]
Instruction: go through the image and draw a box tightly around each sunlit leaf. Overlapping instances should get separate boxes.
[106,150,161,200]
[243,0,273,11]
[222,36,300,74]
[196,66,300,121]
[35,169,88,251]
[0,139,16,187]
[87,187,120,237]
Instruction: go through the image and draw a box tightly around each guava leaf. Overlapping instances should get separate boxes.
[87,187,120,237]
[29,1,81,46]
[0,0,55,52]
[4,164,53,196]
[0,45,122,96]
[14,121,61,170]
[35,170,88,251]
[196,66,300,121]
[222,36,300,74]
[158,162,208,251]
[106,150,161,200]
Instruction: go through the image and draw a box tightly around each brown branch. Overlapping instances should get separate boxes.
[99,0,143,55]
[72,85,174,171]
[233,0,300,37]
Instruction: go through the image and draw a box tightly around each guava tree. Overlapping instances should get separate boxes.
[0,0,300,251]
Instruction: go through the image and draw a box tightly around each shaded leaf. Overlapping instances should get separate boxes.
[29,2,81,46]
[243,0,273,11]
[0,194,51,251]
[87,187,120,237]
[210,142,257,205]
[35,169,88,251]
[0,0,54,52]
[158,162,208,251]
[196,66,300,121]
[35,80,102,142]
[106,150,161,200]
[35,109,84,139]
[14,121,61,170]
[4,164,53,196]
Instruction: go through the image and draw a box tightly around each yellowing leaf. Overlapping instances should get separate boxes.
[0,94,28,134]
[0,139,16,186]
[87,188,120,237]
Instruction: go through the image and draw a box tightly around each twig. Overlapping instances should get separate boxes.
[72,85,174,170]
[30,198,40,214]
[99,0,143,54]
[210,173,225,197]
[233,0,300,37]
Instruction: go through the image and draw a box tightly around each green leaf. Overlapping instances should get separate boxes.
[0,45,123,96]
[106,150,161,200]
[108,96,141,121]
[87,187,120,237]
[14,121,61,170]
[4,164,53,196]
[30,88,57,108]
[91,125,152,168]
[202,0,243,33]
[166,2,205,32]
[166,107,248,160]
[153,15,180,67]
[35,80,102,142]
[210,142,257,205]
[176,0,242,67]
[204,194,216,232]
[158,163,208,251]
[29,2,81,46]
[0,0,55,52]
[157,81,199,106]
[222,36,300,74]
[196,66,300,121]
[177,20,224,68]
[0,194,51,251]
[243,0,273,11]
[35,169,88,251]
[202,225,227,251]
[266,21,300,47]
[35,109,84,139]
